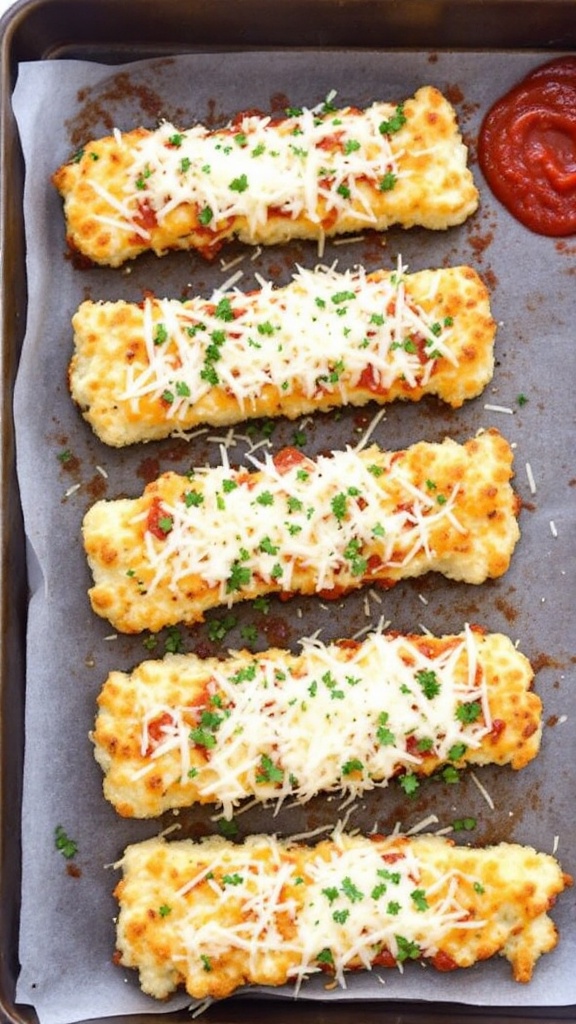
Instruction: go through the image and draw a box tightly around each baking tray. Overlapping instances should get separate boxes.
[2,1,576,1023]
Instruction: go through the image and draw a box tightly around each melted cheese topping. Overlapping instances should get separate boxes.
[52,86,479,266]
[114,831,571,1000]
[82,429,520,633]
[69,262,495,446]
[93,627,541,820]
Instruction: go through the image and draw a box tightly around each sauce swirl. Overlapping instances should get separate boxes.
[478,57,576,236]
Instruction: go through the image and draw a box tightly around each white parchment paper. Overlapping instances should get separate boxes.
[11,51,576,1024]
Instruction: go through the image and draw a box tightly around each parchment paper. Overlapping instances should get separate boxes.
[11,50,576,1024]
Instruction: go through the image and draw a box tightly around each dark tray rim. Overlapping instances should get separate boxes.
[1,2,575,1022]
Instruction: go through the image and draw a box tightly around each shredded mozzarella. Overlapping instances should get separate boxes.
[135,627,490,819]
[118,262,456,416]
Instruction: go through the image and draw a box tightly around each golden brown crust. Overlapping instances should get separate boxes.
[53,87,478,267]
[92,628,540,819]
[82,429,520,634]
[114,832,571,1000]
[69,264,495,447]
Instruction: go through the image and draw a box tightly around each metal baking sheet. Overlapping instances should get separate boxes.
[2,4,576,1023]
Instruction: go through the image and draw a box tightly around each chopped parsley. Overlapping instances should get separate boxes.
[416,668,441,699]
[207,613,237,642]
[54,824,77,860]
[165,627,184,654]
[256,753,284,784]
[376,711,395,746]
[395,935,421,962]
[222,873,244,886]
[158,903,172,917]
[410,889,429,912]
[341,877,364,903]
[240,624,258,645]
[398,772,419,796]
[331,492,348,522]
[316,948,334,966]
[456,701,481,724]
[331,290,356,305]
[226,561,252,593]
[198,205,213,225]
[184,489,204,507]
[379,171,397,191]
[230,173,248,192]
[322,886,339,904]
[379,104,407,135]
[153,323,168,346]
[453,817,477,832]
[333,908,350,925]
[217,816,238,838]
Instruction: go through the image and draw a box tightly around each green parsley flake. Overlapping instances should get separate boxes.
[165,627,184,654]
[398,772,419,796]
[256,753,284,784]
[410,889,429,912]
[217,817,239,838]
[158,903,172,917]
[453,817,477,832]
[333,909,350,924]
[456,701,482,724]
[54,824,77,860]
[379,104,407,135]
[331,290,356,305]
[395,935,421,962]
[207,613,238,642]
[379,171,397,191]
[341,876,364,903]
[416,668,440,699]
[230,174,248,193]
[322,886,339,904]
[198,205,213,225]
[226,561,252,593]
[316,948,334,966]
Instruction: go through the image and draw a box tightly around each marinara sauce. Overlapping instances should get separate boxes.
[478,57,576,236]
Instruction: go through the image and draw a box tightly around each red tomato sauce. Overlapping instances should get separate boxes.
[478,57,576,236]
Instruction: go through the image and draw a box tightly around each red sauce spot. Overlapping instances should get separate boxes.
[479,57,576,236]
[144,711,174,755]
[133,200,157,233]
[490,718,506,740]
[372,948,397,968]
[432,950,459,972]
[146,497,173,540]
[273,446,310,474]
